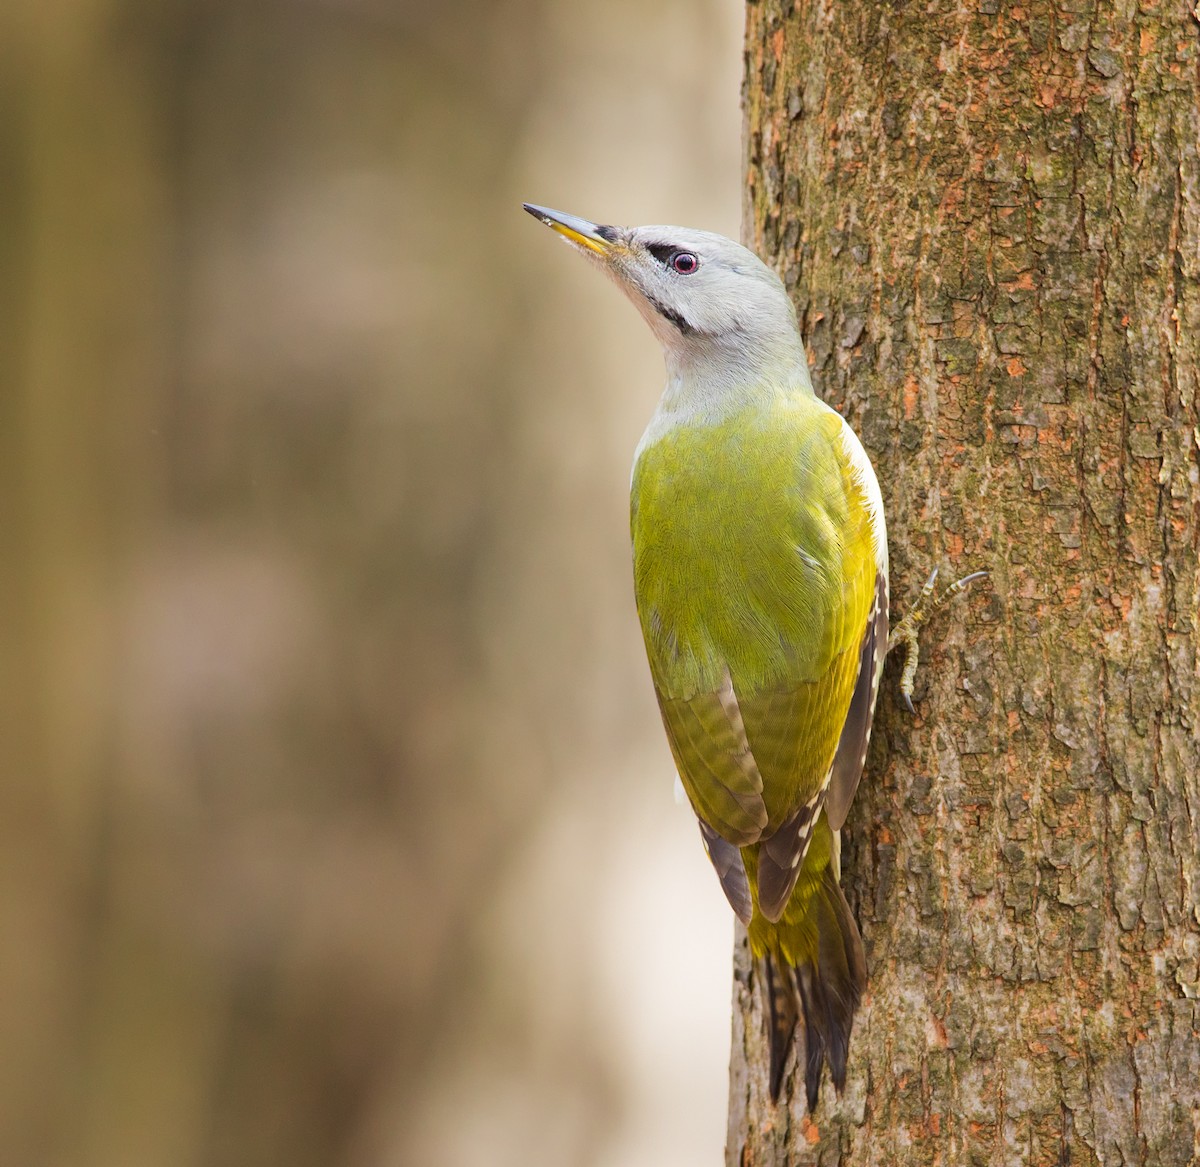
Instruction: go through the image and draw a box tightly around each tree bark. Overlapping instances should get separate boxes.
[731,2,1200,1164]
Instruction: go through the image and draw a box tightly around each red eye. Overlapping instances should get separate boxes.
[671,251,699,274]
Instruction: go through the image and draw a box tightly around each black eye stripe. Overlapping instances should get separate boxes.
[646,242,700,274]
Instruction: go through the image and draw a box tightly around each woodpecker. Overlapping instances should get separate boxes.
[524,203,978,1108]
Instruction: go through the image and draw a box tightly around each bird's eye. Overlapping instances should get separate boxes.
[671,251,699,275]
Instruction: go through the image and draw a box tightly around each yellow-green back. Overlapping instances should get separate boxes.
[631,394,879,830]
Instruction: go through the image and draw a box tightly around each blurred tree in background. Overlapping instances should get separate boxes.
[0,1,743,1164]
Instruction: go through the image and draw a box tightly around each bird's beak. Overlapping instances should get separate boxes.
[523,203,616,257]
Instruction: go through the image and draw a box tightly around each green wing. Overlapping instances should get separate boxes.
[657,670,768,845]
[632,399,882,921]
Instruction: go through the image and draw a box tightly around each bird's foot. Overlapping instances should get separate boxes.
[887,567,988,713]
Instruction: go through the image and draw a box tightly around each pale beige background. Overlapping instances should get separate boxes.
[0,1,744,1164]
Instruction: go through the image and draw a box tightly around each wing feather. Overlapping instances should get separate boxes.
[825,571,889,830]
[756,788,827,921]
[698,820,752,923]
[659,669,769,846]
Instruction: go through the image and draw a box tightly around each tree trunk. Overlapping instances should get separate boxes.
[731,2,1200,1164]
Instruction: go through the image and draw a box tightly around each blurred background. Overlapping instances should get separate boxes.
[0,1,743,1164]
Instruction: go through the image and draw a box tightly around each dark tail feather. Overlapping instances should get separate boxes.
[764,955,798,1099]
[761,864,866,1108]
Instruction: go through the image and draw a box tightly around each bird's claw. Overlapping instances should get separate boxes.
[888,567,988,713]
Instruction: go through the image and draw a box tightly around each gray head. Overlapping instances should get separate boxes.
[524,204,809,393]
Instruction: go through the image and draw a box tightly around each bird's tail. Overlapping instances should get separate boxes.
[757,859,866,1108]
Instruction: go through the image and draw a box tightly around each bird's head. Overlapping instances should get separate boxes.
[523,203,808,389]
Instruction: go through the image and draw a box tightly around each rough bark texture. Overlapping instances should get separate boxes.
[731,2,1200,1164]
